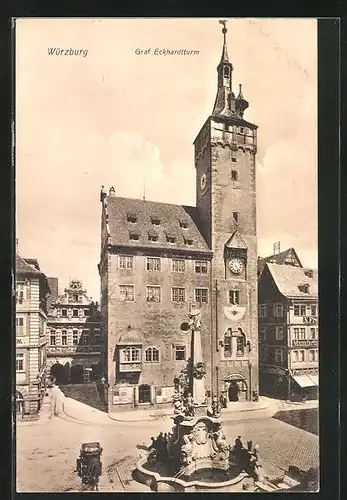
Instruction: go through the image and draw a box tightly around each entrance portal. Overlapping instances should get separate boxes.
[228,382,239,402]
[139,384,151,404]
[224,374,248,402]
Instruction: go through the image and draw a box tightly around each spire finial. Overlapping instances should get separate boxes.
[218,20,229,62]
[219,19,227,44]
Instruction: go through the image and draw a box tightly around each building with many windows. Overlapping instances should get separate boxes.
[46,279,101,384]
[99,25,259,413]
[258,251,318,401]
[15,254,50,418]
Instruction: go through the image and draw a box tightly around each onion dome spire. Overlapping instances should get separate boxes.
[235,84,249,118]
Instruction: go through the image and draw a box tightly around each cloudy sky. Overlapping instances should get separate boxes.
[15,18,317,300]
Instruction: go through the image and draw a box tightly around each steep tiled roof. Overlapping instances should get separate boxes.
[267,263,318,299]
[106,196,210,253]
[16,254,51,295]
[23,258,41,271]
[16,254,42,276]
[258,247,302,274]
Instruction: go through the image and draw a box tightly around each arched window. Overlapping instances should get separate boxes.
[223,66,230,78]
[122,346,140,362]
[236,337,244,356]
[224,329,232,358]
[145,347,159,363]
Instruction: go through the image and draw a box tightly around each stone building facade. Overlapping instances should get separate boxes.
[99,25,259,412]
[15,254,50,418]
[258,248,318,401]
[46,279,101,384]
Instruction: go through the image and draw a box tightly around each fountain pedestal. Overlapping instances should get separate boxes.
[191,329,206,406]
[170,415,229,475]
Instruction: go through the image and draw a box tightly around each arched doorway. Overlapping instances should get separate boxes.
[224,374,248,402]
[138,384,151,404]
[50,363,69,385]
[70,365,84,384]
[228,382,239,402]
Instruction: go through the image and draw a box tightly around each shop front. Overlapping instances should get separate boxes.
[111,382,175,410]
[259,366,288,400]
[290,373,319,401]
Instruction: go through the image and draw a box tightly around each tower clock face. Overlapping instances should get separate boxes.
[228,258,244,275]
[200,173,207,191]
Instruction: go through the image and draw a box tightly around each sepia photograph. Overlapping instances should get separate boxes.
[15,17,318,492]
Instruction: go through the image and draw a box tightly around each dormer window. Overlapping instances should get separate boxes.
[127,213,137,223]
[184,238,193,246]
[167,236,176,244]
[151,216,161,226]
[179,221,189,229]
[299,284,310,294]
[130,232,140,241]
[304,270,314,279]
[148,229,158,242]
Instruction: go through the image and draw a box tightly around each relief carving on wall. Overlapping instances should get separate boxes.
[224,305,246,321]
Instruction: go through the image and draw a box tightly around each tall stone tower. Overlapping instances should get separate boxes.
[194,21,258,401]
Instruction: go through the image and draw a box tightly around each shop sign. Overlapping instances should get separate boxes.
[302,316,318,325]
[292,339,318,347]
[16,338,28,346]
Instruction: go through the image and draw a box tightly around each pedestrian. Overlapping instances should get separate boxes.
[234,436,243,451]
[148,437,156,451]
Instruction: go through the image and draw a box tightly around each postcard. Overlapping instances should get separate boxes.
[15,18,318,493]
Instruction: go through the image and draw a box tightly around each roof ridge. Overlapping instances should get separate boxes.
[108,195,196,210]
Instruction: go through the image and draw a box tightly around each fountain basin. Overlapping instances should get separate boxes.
[134,456,254,492]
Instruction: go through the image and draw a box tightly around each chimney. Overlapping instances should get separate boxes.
[109,186,115,197]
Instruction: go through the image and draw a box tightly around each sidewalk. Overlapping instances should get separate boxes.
[16,393,52,427]
[62,396,270,424]
[19,391,318,427]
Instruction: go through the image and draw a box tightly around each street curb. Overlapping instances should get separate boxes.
[63,397,270,424]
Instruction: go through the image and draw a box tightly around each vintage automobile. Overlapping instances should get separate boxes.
[76,442,103,490]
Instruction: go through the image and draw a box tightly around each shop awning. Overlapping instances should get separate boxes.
[307,374,319,386]
[292,374,318,388]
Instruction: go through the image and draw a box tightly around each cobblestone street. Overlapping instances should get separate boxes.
[16,406,319,492]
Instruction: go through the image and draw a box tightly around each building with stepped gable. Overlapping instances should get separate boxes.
[46,279,101,384]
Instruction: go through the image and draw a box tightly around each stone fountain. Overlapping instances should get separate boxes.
[133,307,304,492]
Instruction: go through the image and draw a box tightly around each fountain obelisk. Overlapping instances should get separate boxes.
[188,305,206,406]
